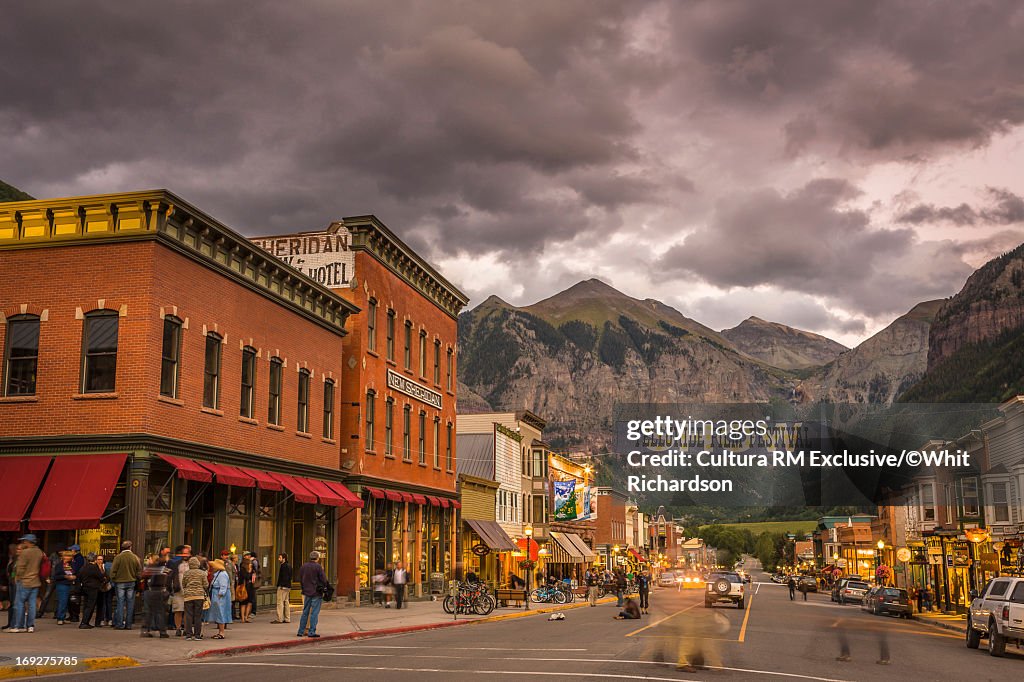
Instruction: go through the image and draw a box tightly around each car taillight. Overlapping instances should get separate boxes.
[1002,605,1010,621]
[844,589,851,594]
[739,586,744,593]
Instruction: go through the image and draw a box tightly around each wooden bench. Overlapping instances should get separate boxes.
[495,588,528,608]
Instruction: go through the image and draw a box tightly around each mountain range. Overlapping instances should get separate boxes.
[458,243,1024,454]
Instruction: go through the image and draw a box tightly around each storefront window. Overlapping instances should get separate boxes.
[145,513,170,557]
[145,467,173,555]
[314,506,330,576]
[373,499,387,576]
[258,490,276,586]
[391,502,404,564]
[406,503,417,567]
[226,486,249,555]
[359,501,372,588]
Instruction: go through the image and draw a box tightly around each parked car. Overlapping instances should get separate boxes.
[705,571,745,609]
[658,572,676,588]
[836,579,870,605]
[797,576,818,593]
[966,576,1024,657]
[862,586,911,617]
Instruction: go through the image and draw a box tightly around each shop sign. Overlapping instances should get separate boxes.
[251,229,354,288]
[387,369,443,410]
[314,535,328,555]
[980,552,999,572]
[896,547,912,562]
[77,524,121,560]
[471,543,490,557]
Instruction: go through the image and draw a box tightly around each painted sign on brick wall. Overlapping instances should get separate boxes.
[251,225,354,288]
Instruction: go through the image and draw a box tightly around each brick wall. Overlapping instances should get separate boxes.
[335,252,458,493]
[0,240,345,470]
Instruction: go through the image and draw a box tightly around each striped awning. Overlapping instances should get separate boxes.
[548,531,585,563]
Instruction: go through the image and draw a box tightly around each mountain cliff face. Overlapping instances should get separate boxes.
[799,300,942,404]
[926,243,1024,369]
[721,316,848,370]
[0,180,33,202]
[457,280,790,448]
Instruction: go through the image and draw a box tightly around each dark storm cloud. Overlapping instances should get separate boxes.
[1,1,1023,328]
[896,188,1024,226]
[656,178,978,316]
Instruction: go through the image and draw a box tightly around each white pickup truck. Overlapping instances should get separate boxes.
[966,576,1024,657]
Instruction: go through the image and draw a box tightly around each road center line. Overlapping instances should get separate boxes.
[738,593,754,642]
[625,602,698,637]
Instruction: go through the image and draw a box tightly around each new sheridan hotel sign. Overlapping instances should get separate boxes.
[251,225,354,288]
[387,369,443,410]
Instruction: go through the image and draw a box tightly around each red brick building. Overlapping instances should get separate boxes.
[0,190,362,606]
[593,487,628,568]
[252,217,468,600]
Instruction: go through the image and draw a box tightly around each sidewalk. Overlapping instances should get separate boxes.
[1,596,615,672]
[912,609,968,635]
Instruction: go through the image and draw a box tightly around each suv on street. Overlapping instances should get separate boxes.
[862,586,911,618]
[705,571,745,609]
[966,576,1024,657]
[836,579,870,605]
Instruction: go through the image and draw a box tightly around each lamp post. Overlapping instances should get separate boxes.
[876,540,885,585]
[524,525,533,609]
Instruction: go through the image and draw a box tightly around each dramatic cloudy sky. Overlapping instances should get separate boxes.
[4,1,1024,344]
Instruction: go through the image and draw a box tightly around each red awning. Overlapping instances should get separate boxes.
[411,494,427,505]
[399,492,415,503]
[438,498,450,508]
[198,462,254,487]
[629,549,647,562]
[322,481,365,509]
[157,454,213,482]
[237,467,283,491]
[298,477,345,507]
[425,495,440,506]
[384,490,402,502]
[450,500,461,509]
[0,456,52,531]
[30,454,127,530]
[270,473,317,504]
[366,487,385,499]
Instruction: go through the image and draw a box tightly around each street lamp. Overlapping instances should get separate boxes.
[876,540,885,584]
[524,525,534,609]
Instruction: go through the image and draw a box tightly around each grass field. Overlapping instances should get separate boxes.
[700,520,817,536]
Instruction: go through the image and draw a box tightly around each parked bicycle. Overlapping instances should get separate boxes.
[530,585,567,604]
[443,581,496,615]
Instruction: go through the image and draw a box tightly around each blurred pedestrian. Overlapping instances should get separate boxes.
[167,545,190,636]
[9,534,44,633]
[238,555,256,623]
[586,569,599,607]
[787,575,796,600]
[613,596,641,620]
[392,561,408,609]
[141,556,171,638]
[615,570,627,607]
[637,570,651,614]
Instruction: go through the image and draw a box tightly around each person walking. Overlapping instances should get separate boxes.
[296,551,327,638]
[167,545,190,636]
[7,534,44,633]
[141,557,171,638]
[207,559,232,639]
[66,545,84,623]
[637,570,651,615]
[99,554,114,627]
[586,569,599,607]
[110,541,141,630]
[787,575,796,601]
[246,552,260,616]
[36,550,57,619]
[615,569,627,608]
[392,561,408,610]
[77,553,107,628]
[181,557,207,641]
[372,568,386,606]
[272,553,292,624]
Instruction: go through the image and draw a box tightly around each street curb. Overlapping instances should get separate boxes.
[192,596,617,659]
[911,615,967,635]
[0,657,138,679]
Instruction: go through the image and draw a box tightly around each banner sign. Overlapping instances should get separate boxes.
[387,368,443,410]
[553,480,578,521]
[251,228,354,288]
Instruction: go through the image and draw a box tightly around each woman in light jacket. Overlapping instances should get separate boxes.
[207,559,232,639]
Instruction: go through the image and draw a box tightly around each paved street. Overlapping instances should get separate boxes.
[48,558,1021,680]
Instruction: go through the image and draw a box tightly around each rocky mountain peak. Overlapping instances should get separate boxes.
[721,316,848,371]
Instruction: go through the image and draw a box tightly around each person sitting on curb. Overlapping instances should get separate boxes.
[613,596,641,620]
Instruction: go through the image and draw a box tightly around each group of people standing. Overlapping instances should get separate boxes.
[3,533,331,641]
[370,561,410,609]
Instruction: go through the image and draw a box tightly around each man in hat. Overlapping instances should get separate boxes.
[296,551,327,638]
[8,534,44,633]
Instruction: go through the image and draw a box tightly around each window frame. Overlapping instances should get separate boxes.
[202,332,222,409]
[433,416,441,469]
[240,346,257,418]
[419,330,427,377]
[81,310,119,394]
[384,397,394,456]
[446,422,453,472]
[367,299,377,352]
[159,316,182,398]
[446,348,453,392]
[402,404,411,461]
[433,339,441,385]
[386,310,395,361]
[365,390,376,450]
[323,378,335,440]
[404,321,412,370]
[268,357,283,425]
[296,368,310,433]
[3,314,40,397]
[418,410,426,465]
